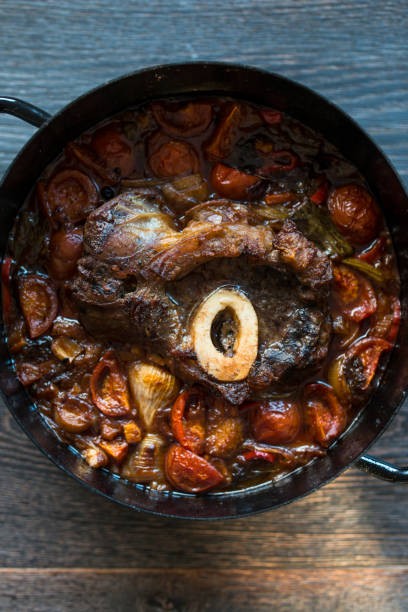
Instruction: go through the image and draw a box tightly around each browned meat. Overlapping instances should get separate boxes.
[72,191,332,403]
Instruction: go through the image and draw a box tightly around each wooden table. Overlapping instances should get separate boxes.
[1,1,408,610]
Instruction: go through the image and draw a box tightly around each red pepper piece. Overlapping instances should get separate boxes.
[165,444,224,493]
[264,192,297,205]
[240,450,277,464]
[90,350,130,417]
[357,236,386,264]
[310,182,329,205]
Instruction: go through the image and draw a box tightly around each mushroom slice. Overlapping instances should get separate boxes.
[190,287,258,382]
[128,362,180,429]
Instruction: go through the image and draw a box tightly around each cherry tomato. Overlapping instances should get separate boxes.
[45,170,98,225]
[165,444,224,493]
[66,143,118,185]
[357,236,386,264]
[18,275,58,338]
[48,227,83,280]
[171,389,206,454]
[205,398,243,458]
[2,256,12,325]
[249,399,301,444]
[304,382,347,447]
[91,126,135,177]
[211,163,259,200]
[260,109,282,125]
[54,396,95,433]
[149,140,199,177]
[90,350,130,417]
[328,184,380,244]
[332,264,377,322]
[152,101,212,137]
[328,336,392,403]
[205,103,242,160]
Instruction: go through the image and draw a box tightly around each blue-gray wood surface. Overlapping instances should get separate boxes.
[0,1,407,611]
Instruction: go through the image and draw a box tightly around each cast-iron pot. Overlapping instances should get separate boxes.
[1,62,408,519]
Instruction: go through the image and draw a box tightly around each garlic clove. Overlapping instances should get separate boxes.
[128,362,180,429]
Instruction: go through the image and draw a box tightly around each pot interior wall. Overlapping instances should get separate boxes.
[0,63,407,518]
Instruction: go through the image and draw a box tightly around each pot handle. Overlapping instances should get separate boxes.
[0,97,51,127]
[356,454,408,482]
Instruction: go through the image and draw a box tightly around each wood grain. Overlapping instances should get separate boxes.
[0,0,408,610]
[1,569,408,612]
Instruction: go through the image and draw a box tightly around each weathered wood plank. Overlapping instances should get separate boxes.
[1,568,408,612]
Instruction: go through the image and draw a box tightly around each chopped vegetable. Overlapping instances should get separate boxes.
[211,163,260,200]
[264,192,297,205]
[332,264,377,322]
[204,103,241,160]
[341,257,387,285]
[51,336,83,362]
[303,382,347,447]
[149,140,199,177]
[122,421,142,444]
[18,274,58,338]
[260,109,282,125]
[171,389,206,455]
[152,101,212,137]
[66,143,118,184]
[128,362,180,429]
[82,446,108,468]
[240,450,276,463]
[54,397,95,433]
[165,444,224,493]
[310,182,328,205]
[328,337,392,403]
[371,292,401,343]
[358,236,386,264]
[90,350,130,417]
[205,398,243,458]
[48,227,83,280]
[290,200,353,258]
[98,439,128,463]
[91,125,135,177]
[258,150,298,174]
[248,399,301,444]
[44,170,98,225]
[328,184,380,244]
[161,173,209,212]
[15,359,56,386]
[121,433,165,483]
